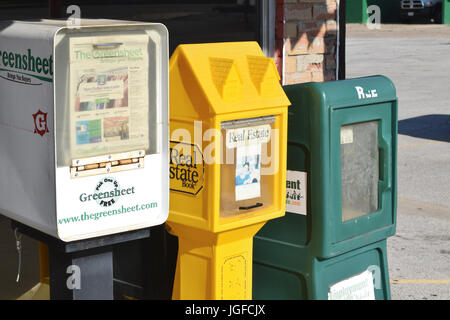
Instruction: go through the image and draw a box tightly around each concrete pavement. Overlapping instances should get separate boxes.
[347,23,450,300]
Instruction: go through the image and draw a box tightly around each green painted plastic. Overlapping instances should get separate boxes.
[346,0,369,23]
[253,239,392,300]
[367,0,401,23]
[444,0,450,24]
[253,75,397,299]
[347,0,403,24]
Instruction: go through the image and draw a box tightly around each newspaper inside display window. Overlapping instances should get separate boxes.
[69,35,150,160]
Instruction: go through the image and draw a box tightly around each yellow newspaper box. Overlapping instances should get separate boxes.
[167,42,290,300]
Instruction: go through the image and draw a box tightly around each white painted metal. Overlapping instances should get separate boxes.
[0,19,169,241]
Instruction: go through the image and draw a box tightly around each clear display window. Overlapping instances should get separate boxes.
[55,30,162,168]
[220,116,276,218]
[340,120,379,222]
[69,35,150,159]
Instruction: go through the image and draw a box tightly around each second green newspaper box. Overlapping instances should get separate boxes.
[253,76,398,299]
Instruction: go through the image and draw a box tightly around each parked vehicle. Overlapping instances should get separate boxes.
[400,0,443,23]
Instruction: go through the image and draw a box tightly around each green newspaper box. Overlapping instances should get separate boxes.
[444,0,450,24]
[346,0,369,23]
[253,75,398,299]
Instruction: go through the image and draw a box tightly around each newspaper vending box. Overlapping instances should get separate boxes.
[168,42,290,299]
[0,19,169,242]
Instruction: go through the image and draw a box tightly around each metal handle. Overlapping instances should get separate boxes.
[93,42,123,49]
[378,137,391,190]
[239,203,263,210]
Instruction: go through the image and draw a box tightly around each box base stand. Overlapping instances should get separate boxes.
[168,222,265,300]
[11,220,150,300]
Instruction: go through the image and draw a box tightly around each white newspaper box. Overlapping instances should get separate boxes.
[0,20,169,242]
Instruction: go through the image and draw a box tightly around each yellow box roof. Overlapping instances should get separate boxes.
[170,41,290,116]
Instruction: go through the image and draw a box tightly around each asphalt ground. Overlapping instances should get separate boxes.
[347,23,450,300]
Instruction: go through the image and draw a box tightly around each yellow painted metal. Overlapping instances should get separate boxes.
[168,42,290,300]
[16,282,50,300]
[169,222,265,299]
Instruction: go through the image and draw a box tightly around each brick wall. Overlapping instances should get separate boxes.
[276,0,339,84]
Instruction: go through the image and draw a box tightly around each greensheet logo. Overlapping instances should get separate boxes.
[79,177,135,207]
[0,48,53,83]
[74,47,143,60]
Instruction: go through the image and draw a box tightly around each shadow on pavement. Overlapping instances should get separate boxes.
[398,114,450,143]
